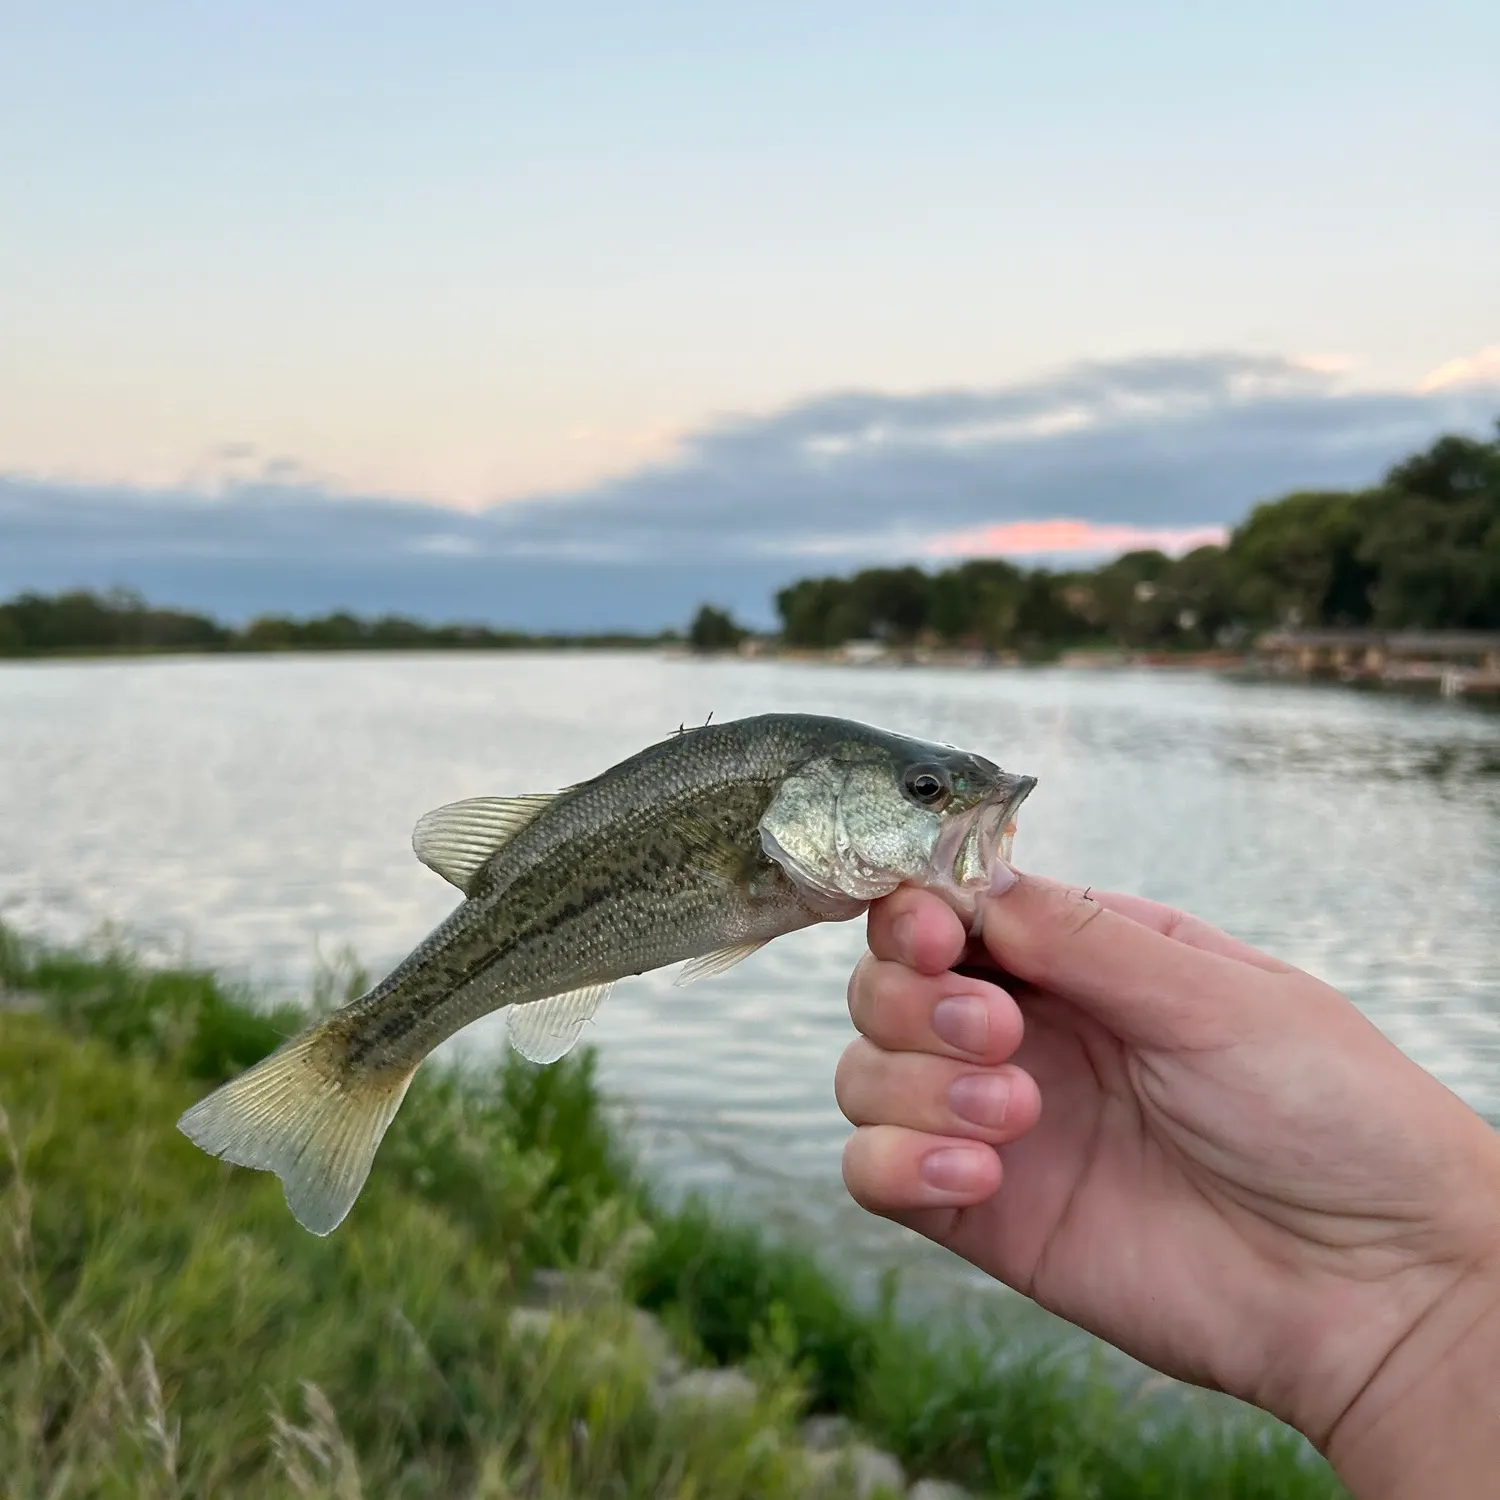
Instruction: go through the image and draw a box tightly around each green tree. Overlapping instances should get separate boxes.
[1086,550,1178,646]
[1167,545,1238,644]
[687,604,747,652]
[238,615,300,649]
[3,590,117,650]
[1010,571,1091,651]
[1358,427,1500,627]
[1226,491,1377,627]
[846,567,931,642]
[776,577,863,647]
[927,560,1025,646]
[1385,431,1499,504]
[1359,494,1500,628]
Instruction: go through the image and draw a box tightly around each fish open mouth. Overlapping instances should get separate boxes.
[934,773,1037,891]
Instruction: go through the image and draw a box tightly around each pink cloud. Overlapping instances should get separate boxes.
[1417,345,1500,394]
[925,518,1228,560]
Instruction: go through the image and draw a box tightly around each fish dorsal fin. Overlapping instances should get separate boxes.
[505,982,614,1063]
[412,793,560,894]
[674,940,768,987]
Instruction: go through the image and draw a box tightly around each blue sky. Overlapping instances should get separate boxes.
[1,1,1497,626]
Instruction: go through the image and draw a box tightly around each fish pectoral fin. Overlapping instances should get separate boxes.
[668,810,760,886]
[673,940,769,987]
[505,982,614,1064]
[176,1026,416,1236]
[412,793,562,894]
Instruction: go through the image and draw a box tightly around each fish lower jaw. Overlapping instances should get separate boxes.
[803,886,877,921]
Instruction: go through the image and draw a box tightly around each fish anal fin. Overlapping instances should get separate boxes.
[412,793,560,894]
[176,1027,415,1236]
[506,982,614,1064]
[674,940,768,987]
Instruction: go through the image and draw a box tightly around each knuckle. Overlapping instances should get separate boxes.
[846,952,875,1018]
[832,1044,857,1109]
[1156,904,1192,940]
[833,1037,879,1119]
[851,961,914,1045]
[1057,885,1105,940]
[862,966,905,1042]
[867,890,911,945]
[999,882,1104,984]
[840,1132,883,1211]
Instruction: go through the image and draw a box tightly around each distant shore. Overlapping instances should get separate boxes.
[5,587,1498,701]
[8,634,1500,701]
[673,636,1500,700]
[0,635,669,661]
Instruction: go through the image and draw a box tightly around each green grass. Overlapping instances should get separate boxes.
[0,925,1347,1498]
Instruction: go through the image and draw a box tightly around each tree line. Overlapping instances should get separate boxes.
[766,422,1500,653]
[0,591,669,657]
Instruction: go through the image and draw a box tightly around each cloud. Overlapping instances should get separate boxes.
[926,520,1229,560]
[1,351,1496,630]
[1418,345,1500,394]
[1293,353,1358,376]
[469,351,1495,564]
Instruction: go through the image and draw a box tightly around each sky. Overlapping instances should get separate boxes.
[2,1,1498,627]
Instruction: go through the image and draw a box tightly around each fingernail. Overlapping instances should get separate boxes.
[920,1147,993,1194]
[947,1072,1011,1128]
[990,861,1017,895]
[932,995,988,1054]
[892,912,916,958]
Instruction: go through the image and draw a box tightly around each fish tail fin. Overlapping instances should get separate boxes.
[176,1023,416,1236]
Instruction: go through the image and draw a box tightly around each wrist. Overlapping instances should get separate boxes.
[1325,1235,1500,1498]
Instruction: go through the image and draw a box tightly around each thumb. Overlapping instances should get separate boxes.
[973,869,1284,1047]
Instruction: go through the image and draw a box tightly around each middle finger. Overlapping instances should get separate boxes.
[848,954,1024,1065]
[835,1038,1042,1143]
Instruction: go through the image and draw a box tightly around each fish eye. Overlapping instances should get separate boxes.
[902,766,951,808]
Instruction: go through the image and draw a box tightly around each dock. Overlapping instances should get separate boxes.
[1251,629,1500,698]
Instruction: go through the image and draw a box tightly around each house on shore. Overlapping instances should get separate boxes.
[1252,629,1500,697]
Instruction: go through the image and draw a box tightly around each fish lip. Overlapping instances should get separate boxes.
[996,774,1038,828]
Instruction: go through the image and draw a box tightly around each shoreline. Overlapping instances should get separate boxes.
[5,637,1498,702]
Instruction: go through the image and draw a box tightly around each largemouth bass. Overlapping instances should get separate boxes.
[178,713,1035,1235]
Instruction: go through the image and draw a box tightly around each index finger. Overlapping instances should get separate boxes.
[1084,888,1295,974]
[866,887,967,974]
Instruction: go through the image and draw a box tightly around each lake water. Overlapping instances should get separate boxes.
[3,651,1499,1338]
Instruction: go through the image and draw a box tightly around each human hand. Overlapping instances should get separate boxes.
[836,870,1500,1496]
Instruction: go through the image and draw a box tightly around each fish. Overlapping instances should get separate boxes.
[177,713,1036,1235]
